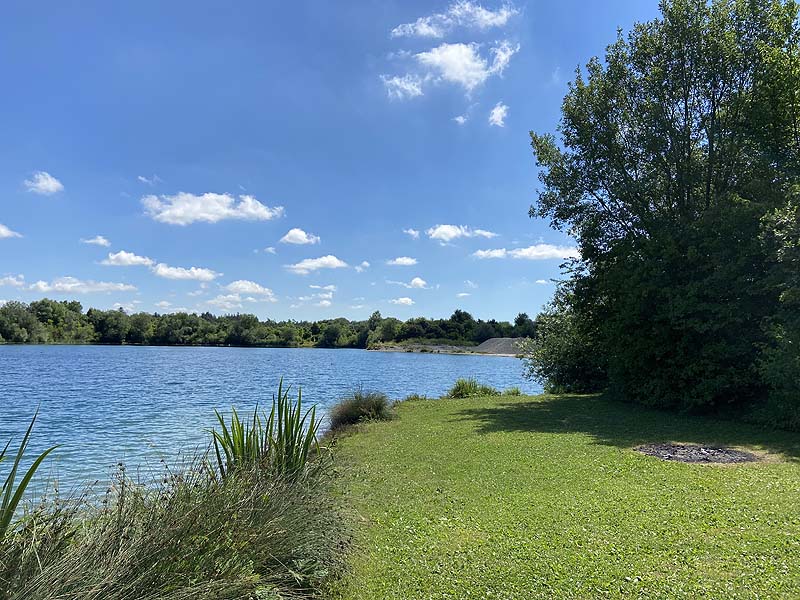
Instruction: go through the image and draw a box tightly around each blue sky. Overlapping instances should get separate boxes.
[0,0,659,321]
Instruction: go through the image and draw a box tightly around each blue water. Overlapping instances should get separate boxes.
[1,345,536,488]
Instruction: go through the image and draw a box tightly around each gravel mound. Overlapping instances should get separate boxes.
[475,338,524,355]
[635,443,758,463]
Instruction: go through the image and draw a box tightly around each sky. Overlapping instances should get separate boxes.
[0,0,660,322]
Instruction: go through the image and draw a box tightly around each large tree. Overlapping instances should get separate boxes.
[529,0,800,413]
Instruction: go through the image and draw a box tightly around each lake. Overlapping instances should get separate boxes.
[1,345,537,488]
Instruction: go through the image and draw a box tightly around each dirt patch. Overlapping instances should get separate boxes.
[635,443,759,464]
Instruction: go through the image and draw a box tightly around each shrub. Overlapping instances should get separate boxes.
[502,387,522,396]
[0,459,346,599]
[401,393,430,402]
[211,378,320,478]
[1,409,58,539]
[446,378,500,399]
[328,390,392,431]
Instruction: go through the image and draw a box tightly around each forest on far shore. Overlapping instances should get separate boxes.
[0,298,536,349]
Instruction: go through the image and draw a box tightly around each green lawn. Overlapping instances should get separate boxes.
[330,394,800,599]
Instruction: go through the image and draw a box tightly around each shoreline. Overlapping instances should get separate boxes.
[368,343,519,357]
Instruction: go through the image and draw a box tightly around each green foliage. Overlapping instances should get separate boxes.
[328,391,393,431]
[0,410,58,539]
[446,378,500,399]
[529,0,800,419]
[1,458,345,598]
[212,379,320,478]
[502,387,522,396]
[0,302,529,350]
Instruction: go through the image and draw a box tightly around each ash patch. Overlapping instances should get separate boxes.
[635,443,758,464]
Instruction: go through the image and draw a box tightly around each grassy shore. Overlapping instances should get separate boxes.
[330,393,800,599]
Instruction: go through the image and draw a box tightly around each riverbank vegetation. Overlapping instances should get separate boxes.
[0,300,535,349]
[331,391,800,599]
[523,0,800,430]
[0,386,346,599]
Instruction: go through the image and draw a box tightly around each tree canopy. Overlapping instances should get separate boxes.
[525,0,800,427]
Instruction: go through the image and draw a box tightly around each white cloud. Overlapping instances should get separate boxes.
[415,41,519,93]
[187,289,205,297]
[535,279,549,284]
[403,228,420,239]
[472,248,508,259]
[264,246,277,254]
[142,192,284,225]
[286,255,348,275]
[310,284,337,291]
[0,224,22,239]
[489,101,508,127]
[315,299,332,307]
[453,115,468,125]
[152,263,220,281]
[388,277,428,289]
[387,256,418,266]
[457,292,471,298]
[28,276,136,294]
[473,244,580,260]
[355,261,371,273]
[382,74,425,99]
[101,250,154,267]
[389,297,415,306]
[225,279,277,302]
[137,175,162,185]
[464,279,479,288]
[280,228,320,245]
[383,39,519,100]
[0,275,25,287]
[391,1,519,38]
[113,301,141,313]
[81,235,110,247]
[426,224,497,243]
[24,171,63,195]
[207,294,243,311]
[155,300,172,309]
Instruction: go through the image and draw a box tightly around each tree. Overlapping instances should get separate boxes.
[528,0,800,413]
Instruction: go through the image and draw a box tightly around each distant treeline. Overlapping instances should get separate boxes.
[0,299,536,348]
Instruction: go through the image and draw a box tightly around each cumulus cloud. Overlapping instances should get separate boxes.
[382,40,519,99]
[472,244,580,260]
[28,276,136,294]
[152,263,220,281]
[101,250,154,267]
[264,246,277,254]
[426,224,497,243]
[355,261,371,273]
[0,224,22,239]
[225,279,277,302]
[387,256,418,266]
[388,277,428,289]
[453,115,468,125]
[280,228,320,245]
[535,279,549,284]
[457,292,471,297]
[286,255,348,275]
[142,192,284,225]
[488,101,508,127]
[391,1,519,38]
[155,300,172,309]
[310,284,337,291]
[403,228,420,239]
[207,294,243,311]
[81,235,110,247]
[389,297,415,306]
[0,275,25,287]
[464,279,479,288]
[315,299,332,307]
[113,301,142,313]
[24,171,64,195]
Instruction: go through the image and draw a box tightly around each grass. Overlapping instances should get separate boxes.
[327,390,393,432]
[330,393,800,599]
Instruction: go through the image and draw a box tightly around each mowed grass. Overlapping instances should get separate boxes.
[330,394,800,599]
